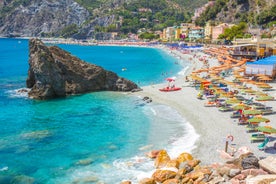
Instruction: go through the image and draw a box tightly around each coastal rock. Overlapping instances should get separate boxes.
[241,168,268,176]
[259,156,276,174]
[162,178,178,184]
[138,178,156,184]
[154,150,171,168]
[165,159,180,168]
[26,38,140,99]
[176,152,194,163]
[245,175,276,184]
[241,153,259,169]
[121,181,132,184]
[151,170,176,183]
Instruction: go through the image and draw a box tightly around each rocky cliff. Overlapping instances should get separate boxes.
[26,38,140,99]
[0,0,91,37]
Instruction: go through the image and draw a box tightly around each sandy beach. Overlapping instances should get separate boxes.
[135,45,276,165]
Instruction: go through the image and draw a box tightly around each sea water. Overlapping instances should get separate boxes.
[0,38,199,184]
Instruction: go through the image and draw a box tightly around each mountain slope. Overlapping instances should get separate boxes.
[195,0,276,27]
[0,0,208,38]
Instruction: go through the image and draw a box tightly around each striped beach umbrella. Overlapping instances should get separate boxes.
[256,126,276,134]
[243,109,263,115]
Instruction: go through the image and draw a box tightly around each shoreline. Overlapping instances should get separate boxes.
[134,45,276,165]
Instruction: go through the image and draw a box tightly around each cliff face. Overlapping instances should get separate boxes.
[0,0,90,37]
[215,0,276,24]
[26,38,140,99]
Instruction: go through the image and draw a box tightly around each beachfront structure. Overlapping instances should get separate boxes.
[188,26,204,41]
[245,56,276,78]
[232,36,276,57]
[228,44,258,59]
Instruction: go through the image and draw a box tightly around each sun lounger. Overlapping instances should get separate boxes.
[250,133,266,143]
[231,113,241,118]
[246,124,258,133]
[262,110,276,115]
[218,106,233,112]
[258,137,269,150]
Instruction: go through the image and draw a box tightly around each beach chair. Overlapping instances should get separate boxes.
[258,137,269,150]
[250,133,265,143]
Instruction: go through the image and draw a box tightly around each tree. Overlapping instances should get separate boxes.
[218,22,248,40]
[138,32,158,40]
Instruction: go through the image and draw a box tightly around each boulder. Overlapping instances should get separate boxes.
[259,156,276,174]
[165,159,180,169]
[154,150,171,168]
[26,39,140,99]
[245,174,276,183]
[176,152,193,163]
[138,178,156,184]
[241,168,268,176]
[241,153,259,169]
[152,170,176,183]
[162,178,179,184]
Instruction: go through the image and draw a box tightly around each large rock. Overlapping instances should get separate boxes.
[259,156,276,174]
[151,170,176,183]
[26,38,140,99]
[154,150,171,169]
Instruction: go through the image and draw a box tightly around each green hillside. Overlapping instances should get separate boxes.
[195,0,276,27]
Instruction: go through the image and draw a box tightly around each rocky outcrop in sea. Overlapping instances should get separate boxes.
[26,38,140,100]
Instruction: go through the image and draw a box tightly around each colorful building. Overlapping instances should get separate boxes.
[188,26,204,41]
[212,23,230,40]
[204,22,212,40]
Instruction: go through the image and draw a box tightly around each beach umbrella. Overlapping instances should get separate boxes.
[166,77,175,82]
[255,95,275,101]
[233,104,251,110]
[242,89,256,94]
[243,109,263,115]
[225,98,241,104]
[256,126,276,134]
[258,85,273,89]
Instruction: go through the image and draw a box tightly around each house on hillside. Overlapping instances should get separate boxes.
[212,23,231,41]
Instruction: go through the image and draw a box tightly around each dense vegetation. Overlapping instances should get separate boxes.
[75,0,207,35]
[256,5,276,26]
[117,0,192,34]
[195,0,229,27]
[218,22,249,40]
[195,0,276,28]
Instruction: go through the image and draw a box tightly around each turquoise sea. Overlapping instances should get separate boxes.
[0,38,198,184]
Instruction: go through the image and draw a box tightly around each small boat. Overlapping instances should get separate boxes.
[159,87,181,92]
[122,68,127,71]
